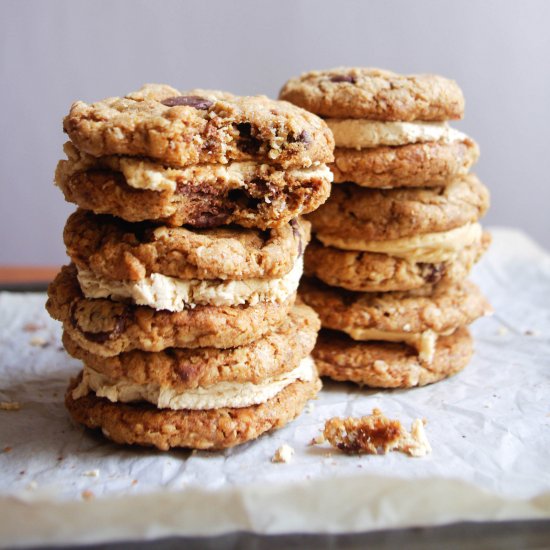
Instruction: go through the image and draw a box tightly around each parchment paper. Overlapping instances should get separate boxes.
[1,227,549,547]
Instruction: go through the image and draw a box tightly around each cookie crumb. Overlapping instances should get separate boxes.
[272,443,295,463]
[497,326,509,336]
[131,479,138,486]
[29,336,48,347]
[0,401,20,411]
[23,322,43,332]
[27,481,38,490]
[305,402,315,414]
[82,469,100,477]
[310,434,326,445]
[3,446,13,453]
[82,490,95,501]
[319,408,431,457]
[524,329,539,336]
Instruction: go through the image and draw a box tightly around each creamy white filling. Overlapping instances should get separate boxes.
[72,356,316,410]
[77,257,303,311]
[316,223,482,263]
[326,119,466,149]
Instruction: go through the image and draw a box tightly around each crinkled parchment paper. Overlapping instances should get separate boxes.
[1,228,549,546]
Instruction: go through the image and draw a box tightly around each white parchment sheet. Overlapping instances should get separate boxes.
[1,228,549,547]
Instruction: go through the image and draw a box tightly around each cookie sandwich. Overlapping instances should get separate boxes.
[47,85,334,449]
[281,68,492,388]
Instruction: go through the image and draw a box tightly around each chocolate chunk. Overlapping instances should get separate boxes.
[236,123,261,155]
[161,96,213,110]
[420,263,445,284]
[330,75,356,84]
[298,130,312,144]
[71,304,131,344]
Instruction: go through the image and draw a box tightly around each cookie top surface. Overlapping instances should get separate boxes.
[65,375,321,450]
[47,265,295,356]
[308,174,489,242]
[62,302,319,390]
[279,67,464,121]
[63,84,334,168]
[300,278,492,336]
[64,209,310,282]
[314,326,472,388]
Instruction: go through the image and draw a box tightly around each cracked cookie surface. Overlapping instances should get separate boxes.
[64,209,310,282]
[63,85,334,168]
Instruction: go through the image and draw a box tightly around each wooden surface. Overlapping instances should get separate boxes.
[0,266,59,284]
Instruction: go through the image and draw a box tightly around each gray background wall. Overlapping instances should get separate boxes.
[1,0,549,265]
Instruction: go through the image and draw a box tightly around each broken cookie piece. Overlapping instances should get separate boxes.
[317,408,431,457]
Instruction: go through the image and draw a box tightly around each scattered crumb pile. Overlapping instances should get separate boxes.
[272,443,295,463]
[316,408,431,457]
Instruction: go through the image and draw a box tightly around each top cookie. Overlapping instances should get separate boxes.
[279,68,464,121]
[63,85,334,168]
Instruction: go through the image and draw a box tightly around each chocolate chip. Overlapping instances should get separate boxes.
[421,263,445,284]
[161,96,213,110]
[236,123,261,155]
[298,130,312,144]
[330,75,356,84]
[71,304,131,344]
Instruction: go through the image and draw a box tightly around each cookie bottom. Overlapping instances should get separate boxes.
[65,374,321,450]
[314,327,472,388]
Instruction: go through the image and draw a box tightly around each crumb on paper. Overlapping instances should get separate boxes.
[525,329,539,336]
[23,322,43,333]
[310,434,325,446]
[82,469,100,478]
[29,336,49,347]
[497,326,509,336]
[0,401,21,411]
[27,481,38,490]
[3,446,13,453]
[314,408,432,457]
[82,490,95,501]
[131,479,138,486]
[272,443,294,463]
[305,402,315,414]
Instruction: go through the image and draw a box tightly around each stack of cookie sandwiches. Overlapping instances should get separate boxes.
[46,84,334,450]
[280,68,492,388]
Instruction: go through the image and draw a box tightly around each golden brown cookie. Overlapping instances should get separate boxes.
[331,138,479,188]
[65,374,322,450]
[299,278,492,339]
[279,68,464,121]
[313,327,472,388]
[63,85,334,169]
[308,175,489,243]
[62,302,320,389]
[64,209,309,282]
[47,265,295,357]
[304,232,491,292]
[55,142,332,229]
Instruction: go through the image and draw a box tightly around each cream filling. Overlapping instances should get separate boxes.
[120,160,333,193]
[72,356,316,410]
[62,143,333,193]
[345,328,453,363]
[77,257,303,312]
[316,223,482,263]
[326,119,466,149]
